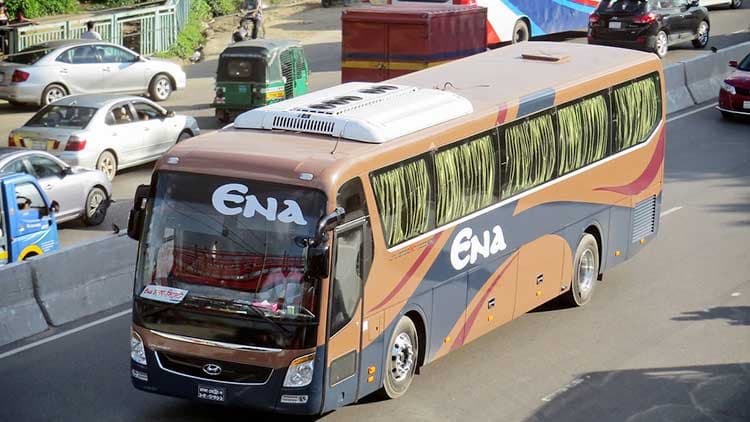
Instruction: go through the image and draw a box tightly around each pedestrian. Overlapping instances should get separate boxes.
[0,1,8,56]
[9,9,37,27]
[0,1,9,26]
[81,21,102,40]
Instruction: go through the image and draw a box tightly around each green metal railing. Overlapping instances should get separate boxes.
[1,0,191,56]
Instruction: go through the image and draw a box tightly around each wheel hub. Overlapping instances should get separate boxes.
[390,332,414,382]
[578,249,595,295]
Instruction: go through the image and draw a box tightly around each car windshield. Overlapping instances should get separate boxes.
[739,54,750,71]
[218,57,266,82]
[597,0,650,13]
[2,46,52,64]
[26,106,97,129]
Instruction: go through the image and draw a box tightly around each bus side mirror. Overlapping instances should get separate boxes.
[315,207,345,242]
[304,244,330,279]
[127,184,150,241]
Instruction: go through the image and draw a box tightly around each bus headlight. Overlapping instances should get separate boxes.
[283,353,315,387]
[131,330,147,365]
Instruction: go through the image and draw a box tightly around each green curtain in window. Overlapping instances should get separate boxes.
[502,113,556,198]
[435,135,496,225]
[613,76,659,151]
[558,95,609,175]
[372,158,432,247]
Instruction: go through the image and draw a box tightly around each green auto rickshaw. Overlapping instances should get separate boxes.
[212,39,310,123]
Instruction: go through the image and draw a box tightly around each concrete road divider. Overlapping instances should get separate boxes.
[0,262,49,347]
[664,62,694,114]
[683,41,750,105]
[30,233,137,327]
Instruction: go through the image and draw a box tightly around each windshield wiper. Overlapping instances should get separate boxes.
[190,295,291,336]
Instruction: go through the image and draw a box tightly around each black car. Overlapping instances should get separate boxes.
[588,0,710,58]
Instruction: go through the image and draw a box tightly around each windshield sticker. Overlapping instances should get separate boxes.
[140,285,189,304]
[450,225,508,271]
[212,183,308,226]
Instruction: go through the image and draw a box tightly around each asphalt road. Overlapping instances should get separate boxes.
[0,103,748,422]
[0,2,748,249]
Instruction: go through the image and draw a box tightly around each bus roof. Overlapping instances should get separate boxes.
[161,42,660,192]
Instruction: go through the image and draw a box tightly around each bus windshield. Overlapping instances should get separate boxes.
[134,172,326,348]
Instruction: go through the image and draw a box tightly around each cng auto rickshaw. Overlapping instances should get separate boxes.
[212,40,310,123]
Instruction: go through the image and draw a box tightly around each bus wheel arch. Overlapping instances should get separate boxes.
[584,224,604,280]
[404,310,427,374]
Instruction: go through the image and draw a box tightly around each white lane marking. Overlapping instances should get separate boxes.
[0,309,131,360]
[660,206,683,218]
[667,102,718,123]
[731,292,741,297]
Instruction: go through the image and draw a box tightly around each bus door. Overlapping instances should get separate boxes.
[324,219,367,409]
[5,179,56,261]
[0,191,7,265]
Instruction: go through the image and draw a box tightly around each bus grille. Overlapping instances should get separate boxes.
[281,50,293,99]
[632,195,656,242]
[157,352,273,384]
[272,115,335,135]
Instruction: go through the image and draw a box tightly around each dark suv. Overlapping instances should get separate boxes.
[588,0,710,58]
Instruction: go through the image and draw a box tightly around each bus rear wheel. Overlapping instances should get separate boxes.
[512,20,530,43]
[565,233,599,307]
[381,316,418,399]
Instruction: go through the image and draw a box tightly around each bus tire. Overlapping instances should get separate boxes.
[512,20,530,44]
[565,233,599,307]
[381,316,419,399]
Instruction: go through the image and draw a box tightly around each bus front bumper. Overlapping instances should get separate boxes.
[131,349,325,415]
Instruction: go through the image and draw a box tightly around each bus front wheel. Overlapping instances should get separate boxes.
[565,233,599,307]
[381,316,419,399]
[512,20,530,44]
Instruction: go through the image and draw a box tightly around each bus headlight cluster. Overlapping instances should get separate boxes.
[283,353,315,388]
[131,330,147,365]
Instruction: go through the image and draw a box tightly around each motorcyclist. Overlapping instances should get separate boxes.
[242,0,263,39]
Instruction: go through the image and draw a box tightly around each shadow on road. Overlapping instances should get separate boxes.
[0,102,38,115]
[143,401,327,422]
[525,363,750,422]
[673,306,750,326]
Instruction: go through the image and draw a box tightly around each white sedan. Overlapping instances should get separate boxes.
[701,0,743,8]
[9,94,200,181]
[0,40,187,106]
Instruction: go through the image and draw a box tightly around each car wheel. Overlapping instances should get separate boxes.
[41,84,67,106]
[512,20,530,44]
[82,187,108,226]
[692,21,709,49]
[654,30,668,58]
[177,130,192,143]
[730,0,742,9]
[564,233,599,307]
[96,151,117,181]
[149,74,172,102]
[381,316,419,400]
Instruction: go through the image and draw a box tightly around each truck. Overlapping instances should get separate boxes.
[0,173,59,266]
[341,5,487,83]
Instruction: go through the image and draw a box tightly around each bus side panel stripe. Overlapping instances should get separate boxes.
[594,130,665,195]
[371,232,444,312]
[517,88,556,119]
[450,253,518,351]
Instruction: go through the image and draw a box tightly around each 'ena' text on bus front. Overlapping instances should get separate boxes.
[450,225,508,271]
[211,183,308,225]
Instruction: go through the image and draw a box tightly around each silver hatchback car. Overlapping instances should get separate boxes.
[9,94,200,181]
[0,40,187,106]
[0,148,112,226]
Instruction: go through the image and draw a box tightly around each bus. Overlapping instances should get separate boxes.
[389,0,600,45]
[126,41,665,414]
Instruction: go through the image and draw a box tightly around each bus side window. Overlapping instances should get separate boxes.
[611,73,661,153]
[500,109,557,198]
[336,177,369,223]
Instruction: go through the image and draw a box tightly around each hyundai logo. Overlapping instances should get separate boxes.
[202,363,222,376]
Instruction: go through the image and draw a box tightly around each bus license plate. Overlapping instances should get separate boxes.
[743,101,750,109]
[609,21,622,29]
[198,385,225,402]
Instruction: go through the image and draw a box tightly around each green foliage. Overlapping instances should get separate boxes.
[205,0,242,16]
[435,135,496,225]
[557,94,608,175]
[503,113,556,198]
[168,0,212,58]
[372,158,432,247]
[102,0,139,7]
[613,76,659,152]
[4,0,79,18]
